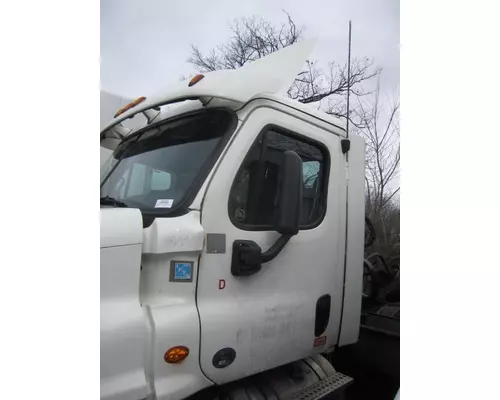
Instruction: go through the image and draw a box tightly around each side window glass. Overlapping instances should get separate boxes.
[229,128,328,229]
[303,160,320,189]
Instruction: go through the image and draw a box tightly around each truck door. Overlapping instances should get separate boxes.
[196,106,347,384]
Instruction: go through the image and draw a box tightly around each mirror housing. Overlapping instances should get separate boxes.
[231,150,303,277]
[276,150,303,235]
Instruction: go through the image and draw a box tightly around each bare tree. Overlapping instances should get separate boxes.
[187,12,380,120]
[188,13,302,71]
[356,83,400,213]
[356,83,400,255]
[188,12,399,258]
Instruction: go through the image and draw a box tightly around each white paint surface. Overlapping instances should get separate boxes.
[101,40,318,132]
[196,103,347,384]
[140,212,213,400]
[100,40,367,399]
[100,208,148,400]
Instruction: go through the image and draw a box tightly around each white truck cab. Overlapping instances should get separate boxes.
[100,90,133,167]
[100,40,366,400]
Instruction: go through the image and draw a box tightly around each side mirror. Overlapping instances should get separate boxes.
[276,151,303,235]
[231,150,303,277]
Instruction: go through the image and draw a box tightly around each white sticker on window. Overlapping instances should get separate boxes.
[155,199,174,208]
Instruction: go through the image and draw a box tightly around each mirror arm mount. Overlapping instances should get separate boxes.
[231,234,294,277]
[260,234,293,263]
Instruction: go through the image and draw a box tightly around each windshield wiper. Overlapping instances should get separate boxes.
[100,196,128,208]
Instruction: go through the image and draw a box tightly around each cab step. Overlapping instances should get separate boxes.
[283,371,353,400]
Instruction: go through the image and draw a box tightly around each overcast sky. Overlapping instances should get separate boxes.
[101,0,399,101]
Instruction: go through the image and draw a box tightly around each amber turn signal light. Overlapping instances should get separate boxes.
[188,74,205,87]
[114,96,147,118]
[164,346,190,364]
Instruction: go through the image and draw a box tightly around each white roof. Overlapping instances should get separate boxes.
[251,92,346,132]
[101,39,346,135]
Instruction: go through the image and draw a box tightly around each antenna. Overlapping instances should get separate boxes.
[346,21,352,139]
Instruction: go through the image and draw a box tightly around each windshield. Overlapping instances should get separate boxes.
[100,109,235,214]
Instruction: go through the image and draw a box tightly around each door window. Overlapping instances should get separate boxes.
[228,128,329,230]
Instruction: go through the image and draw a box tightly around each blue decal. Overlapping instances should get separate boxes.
[174,263,192,280]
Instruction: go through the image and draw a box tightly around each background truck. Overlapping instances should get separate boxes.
[100,90,132,167]
[100,39,398,400]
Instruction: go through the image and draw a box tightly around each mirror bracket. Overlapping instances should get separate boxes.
[231,240,262,276]
[231,235,292,277]
[341,139,350,154]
